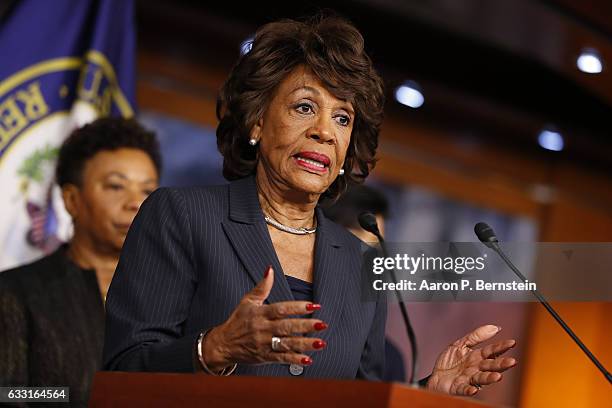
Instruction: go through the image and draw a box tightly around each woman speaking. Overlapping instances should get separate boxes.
[103,15,516,395]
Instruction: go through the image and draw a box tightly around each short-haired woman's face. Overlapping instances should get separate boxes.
[63,148,158,252]
[252,66,354,195]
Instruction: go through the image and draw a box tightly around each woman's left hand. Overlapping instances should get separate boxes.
[425,324,517,396]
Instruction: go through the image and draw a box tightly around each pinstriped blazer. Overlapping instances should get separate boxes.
[103,176,386,380]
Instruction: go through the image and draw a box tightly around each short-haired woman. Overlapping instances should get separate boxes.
[0,117,161,406]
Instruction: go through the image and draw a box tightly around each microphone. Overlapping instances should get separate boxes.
[358,212,381,236]
[474,222,612,384]
[359,212,419,386]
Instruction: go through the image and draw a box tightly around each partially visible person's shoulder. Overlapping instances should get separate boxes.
[143,183,230,220]
[171,183,229,208]
[0,249,66,292]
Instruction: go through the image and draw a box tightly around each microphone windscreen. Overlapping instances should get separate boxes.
[474,222,498,245]
[358,212,379,234]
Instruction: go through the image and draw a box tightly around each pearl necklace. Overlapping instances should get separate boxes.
[264,214,317,235]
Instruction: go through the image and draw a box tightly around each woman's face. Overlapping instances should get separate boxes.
[253,66,354,195]
[63,148,158,253]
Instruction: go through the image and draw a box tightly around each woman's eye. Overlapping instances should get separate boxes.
[106,184,124,191]
[296,103,313,114]
[335,115,351,126]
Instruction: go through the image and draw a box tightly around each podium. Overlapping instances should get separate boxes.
[90,372,492,407]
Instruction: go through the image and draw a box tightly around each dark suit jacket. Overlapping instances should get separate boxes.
[103,176,386,379]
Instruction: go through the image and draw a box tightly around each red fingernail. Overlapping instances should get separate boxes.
[314,322,328,331]
[301,357,312,365]
[306,303,321,311]
[264,265,272,278]
[313,340,326,349]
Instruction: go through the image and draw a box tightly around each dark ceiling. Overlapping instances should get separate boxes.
[136,0,612,174]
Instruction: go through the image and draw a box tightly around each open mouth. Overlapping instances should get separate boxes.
[293,151,331,173]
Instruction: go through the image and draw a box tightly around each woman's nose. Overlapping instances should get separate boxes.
[124,190,144,212]
[307,118,334,144]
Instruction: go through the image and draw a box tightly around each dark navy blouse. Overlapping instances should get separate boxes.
[285,275,313,302]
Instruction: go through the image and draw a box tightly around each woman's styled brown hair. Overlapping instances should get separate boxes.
[216,14,384,200]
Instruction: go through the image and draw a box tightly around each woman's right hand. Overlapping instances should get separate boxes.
[202,266,328,372]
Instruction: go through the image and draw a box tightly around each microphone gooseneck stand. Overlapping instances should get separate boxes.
[474,222,611,384]
[358,212,419,386]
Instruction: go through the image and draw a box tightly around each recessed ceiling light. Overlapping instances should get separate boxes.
[538,129,564,152]
[577,48,603,74]
[395,81,424,108]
